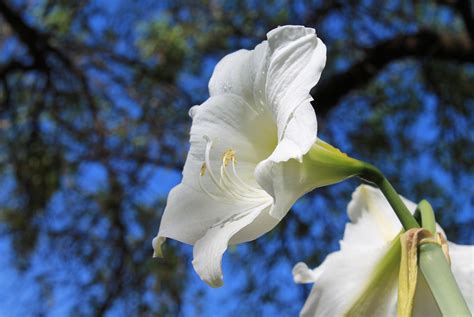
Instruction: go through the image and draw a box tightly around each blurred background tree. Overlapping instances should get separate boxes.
[0,0,472,315]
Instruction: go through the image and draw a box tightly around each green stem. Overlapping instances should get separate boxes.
[359,163,419,230]
[417,201,470,315]
[419,244,471,316]
[378,178,420,230]
[417,200,436,235]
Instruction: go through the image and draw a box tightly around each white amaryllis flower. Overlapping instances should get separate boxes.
[293,185,474,316]
[152,25,364,288]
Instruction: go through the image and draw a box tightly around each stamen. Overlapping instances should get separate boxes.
[199,136,269,203]
[203,137,225,189]
[220,161,263,201]
[230,160,262,193]
[202,137,241,199]
[221,149,267,200]
[199,172,224,201]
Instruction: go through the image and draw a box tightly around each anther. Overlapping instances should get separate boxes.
[222,149,236,167]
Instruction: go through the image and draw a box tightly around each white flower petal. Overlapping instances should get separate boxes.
[255,147,364,220]
[156,93,275,244]
[255,27,326,215]
[157,183,250,244]
[255,151,325,220]
[155,92,279,251]
[449,243,474,312]
[187,94,277,178]
[298,248,398,317]
[192,201,272,287]
[156,179,279,247]
[254,156,307,220]
[208,42,267,102]
[295,185,402,316]
[345,185,417,247]
[264,26,325,158]
[228,206,279,244]
[209,26,326,161]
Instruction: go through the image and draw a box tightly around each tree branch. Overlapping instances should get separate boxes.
[0,59,32,74]
[0,1,50,70]
[311,30,474,116]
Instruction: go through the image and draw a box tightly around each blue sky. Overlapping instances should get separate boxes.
[0,1,472,315]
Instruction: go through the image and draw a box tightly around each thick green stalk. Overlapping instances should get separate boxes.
[419,243,471,316]
[417,201,470,315]
[417,199,436,235]
[358,163,419,230]
[377,178,420,230]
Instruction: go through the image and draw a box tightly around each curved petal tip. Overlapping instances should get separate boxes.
[192,255,224,288]
[293,262,317,284]
[267,25,316,48]
[192,243,225,288]
[188,105,199,119]
[152,236,166,258]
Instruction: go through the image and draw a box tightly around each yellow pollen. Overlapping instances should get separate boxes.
[222,149,236,167]
[200,162,206,176]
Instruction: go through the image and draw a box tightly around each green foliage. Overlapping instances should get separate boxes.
[43,6,73,33]
[137,18,187,81]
